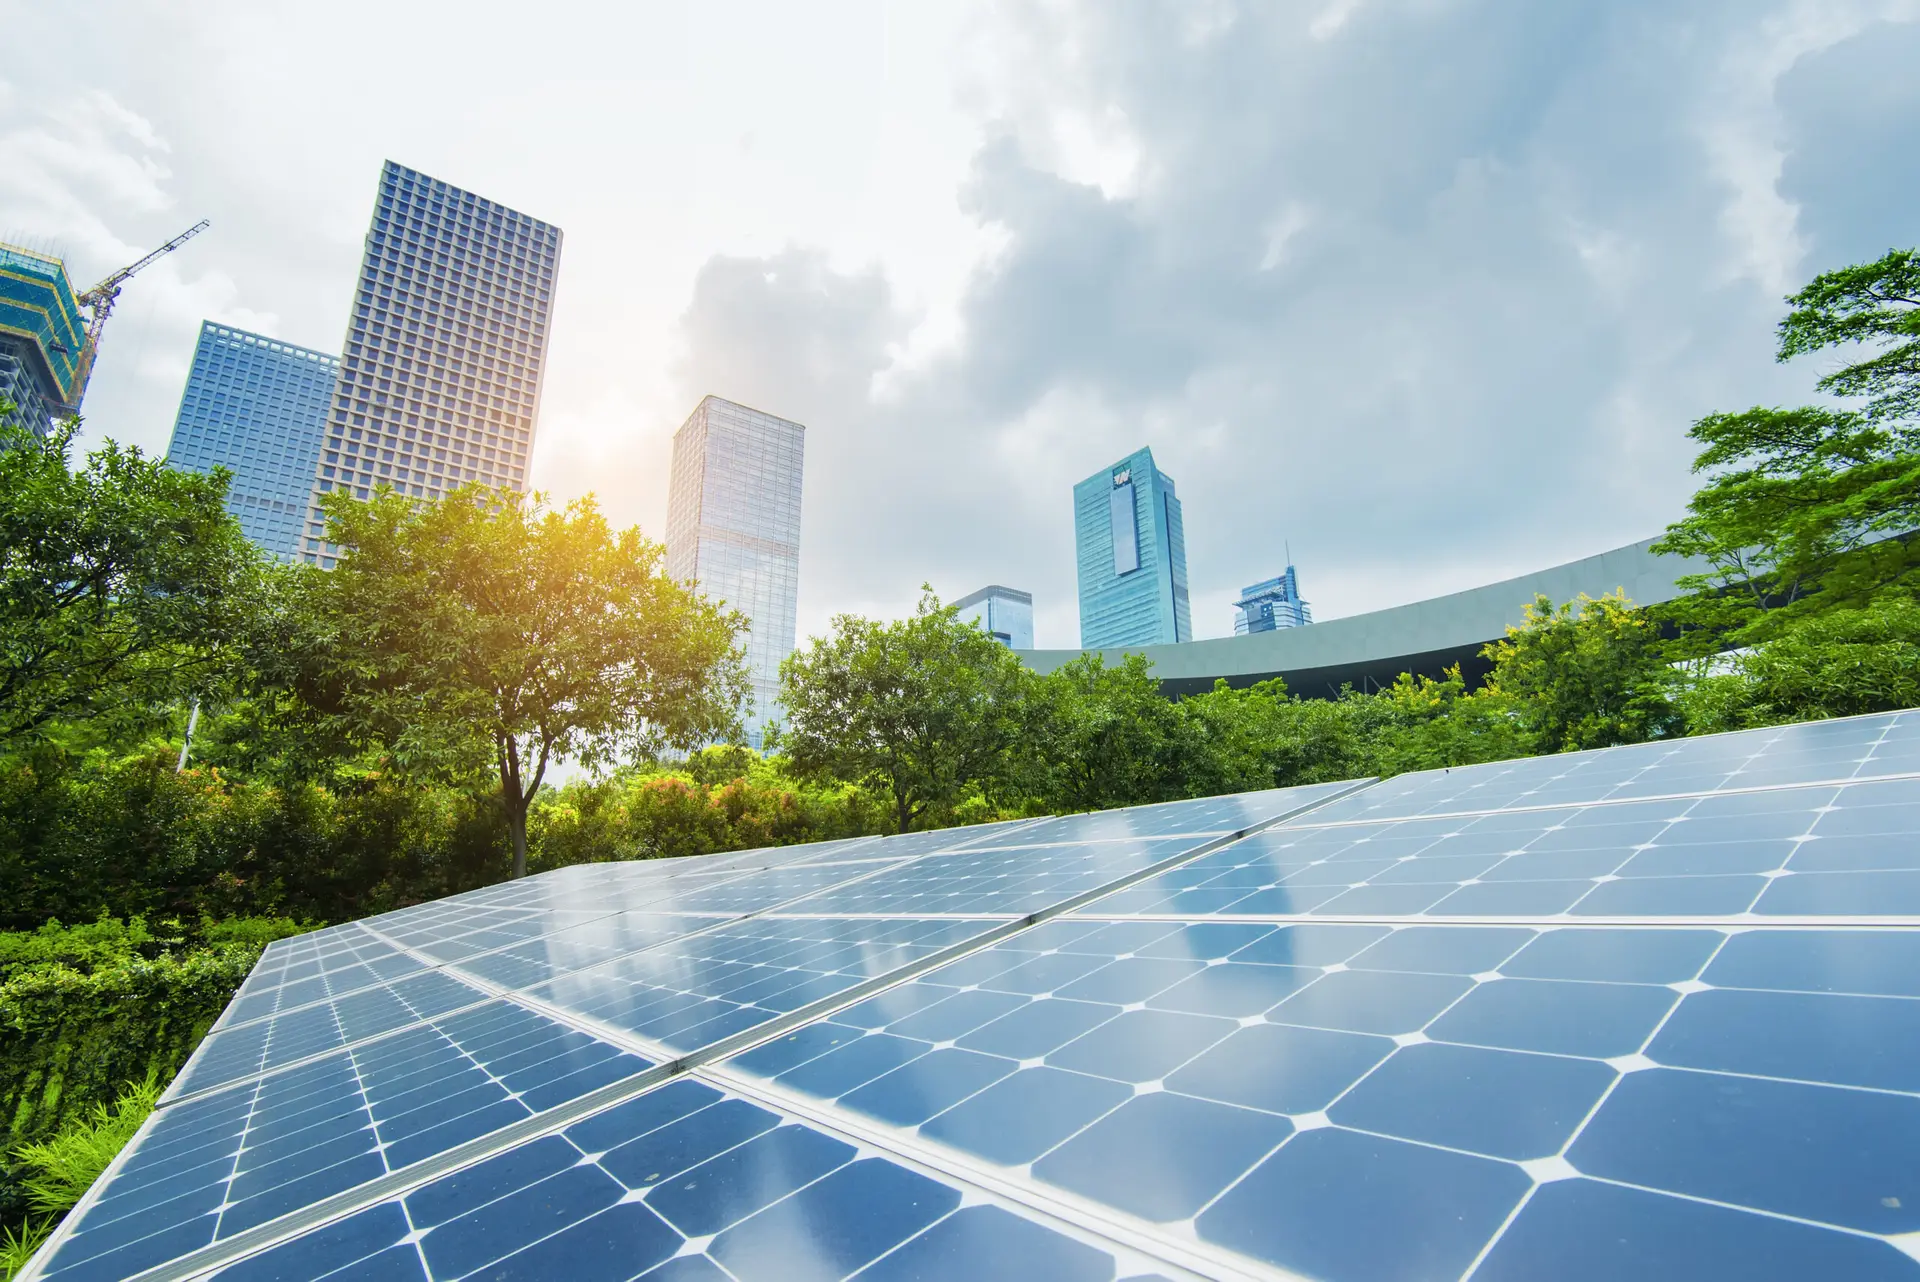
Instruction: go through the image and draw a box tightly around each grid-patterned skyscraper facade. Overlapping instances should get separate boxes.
[165,322,339,561]
[302,161,561,566]
[1074,446,1192,648]
[665,396,804,747]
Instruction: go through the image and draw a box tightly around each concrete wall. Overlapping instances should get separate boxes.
[1016,536,1710,698]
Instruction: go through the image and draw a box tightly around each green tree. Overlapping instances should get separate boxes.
[775,590,1032,833]
[0,420,262,747]
[1677,597,1920,734]
[283,486,747,878]
[1654,249,1920,649]
[1030,654,1186,812]
[1480,592,1679,753]
[1177,678,1394,794]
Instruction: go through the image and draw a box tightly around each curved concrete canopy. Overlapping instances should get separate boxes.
[1016,536,1710,698]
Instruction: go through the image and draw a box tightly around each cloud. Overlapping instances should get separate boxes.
[668,0,1920,647]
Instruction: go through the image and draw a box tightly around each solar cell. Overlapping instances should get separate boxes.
[45,1001,653,1282]
[199,1077,1144,1282]
[1086,777,1920,921]
[718,917,1920,1280]
[21,722,1920,1282]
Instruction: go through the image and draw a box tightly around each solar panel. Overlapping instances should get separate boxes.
[22,717,1920,1281]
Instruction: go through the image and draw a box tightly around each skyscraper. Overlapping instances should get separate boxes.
[955,585,1034,650]
[164,323,339,561]
[0,244,86,437]
[1235,565,1313,634]
[1074,447,1191,648]
[664,396,804,747]
[301,161,562,566]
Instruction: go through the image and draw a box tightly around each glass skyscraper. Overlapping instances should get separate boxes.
[955,585,1034,649]
[664,396,805,747]
[1074,446,1192,648]
[1235,565,1313,633]
[164,322,338,561]
[301,161,562,565]
[0,243,86,437]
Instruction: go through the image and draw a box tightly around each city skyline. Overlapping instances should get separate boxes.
[300,161,560,567]
[10,3,1914,650]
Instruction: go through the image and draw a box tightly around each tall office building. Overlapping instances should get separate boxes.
[164,323,339,561]
[301,161,562,565]
[956,585,1034,650]
[1074,446,1191,648]
[1235,565,1313,634]
[0,244,87,437]
[665,396,805,747]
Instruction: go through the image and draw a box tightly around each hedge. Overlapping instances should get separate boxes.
[0,946,258,1214]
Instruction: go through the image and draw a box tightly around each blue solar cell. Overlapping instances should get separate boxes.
[175,970,491,1097]
[1475,1176,1920,1282]
[525,917,1003,1057]
[782,838,1208,916]
[42,1002,650,1282]
[1570,1067,1920,1233]
[204,1077,1127,1282]
[1084,775,1920,921]
[54,714,1920,1282]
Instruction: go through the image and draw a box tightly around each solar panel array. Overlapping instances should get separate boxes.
[23,712,1920,1282]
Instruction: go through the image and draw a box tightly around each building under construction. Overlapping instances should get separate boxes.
[0,223,207,437]
[0,245,87,436]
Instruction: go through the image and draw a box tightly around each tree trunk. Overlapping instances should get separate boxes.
[509,800,529,880]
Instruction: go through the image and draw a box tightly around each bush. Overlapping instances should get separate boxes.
[0,917,304,1221]
[1678,598,1920,733]
[1,1076,161,1280]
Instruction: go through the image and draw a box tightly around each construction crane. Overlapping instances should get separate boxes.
[70,219,210,402]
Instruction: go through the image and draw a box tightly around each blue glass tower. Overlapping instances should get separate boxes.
[1235,566,1313,633]
[1074,447,1191,648]
[955,585,1034,649]
[302,161,562,566]
[665,396,805,748]
[164,322,338,561]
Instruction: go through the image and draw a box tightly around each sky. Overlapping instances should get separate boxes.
[5,0,1919,648]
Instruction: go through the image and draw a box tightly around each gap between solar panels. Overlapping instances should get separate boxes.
[50,779,1376,1282]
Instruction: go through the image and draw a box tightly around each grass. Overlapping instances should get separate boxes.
[1,1076,161,1280]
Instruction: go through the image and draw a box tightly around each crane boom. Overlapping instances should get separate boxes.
[71,219,210,403]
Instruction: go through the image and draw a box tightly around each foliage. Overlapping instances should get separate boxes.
[1677,598,1920,734]
[1654,248,1920,649]
[1029,654,1186,811]
[0,420,264,748]
[0,938,266,1218]
[1,1214,49,1280]
[777,590,1035,833]
[1479,593,1681,752]
[271,486,750,877]
[0,916,163,983]
[14,1075,160,1217]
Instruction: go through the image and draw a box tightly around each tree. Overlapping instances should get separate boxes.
[775,590,1032,834]
[1676,597,1920,734]
[0,418,263,747]
[1480,592,1679,753]
[1654,249,1920,650]
[1030,654,1186,812]
[285,485,747,878]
